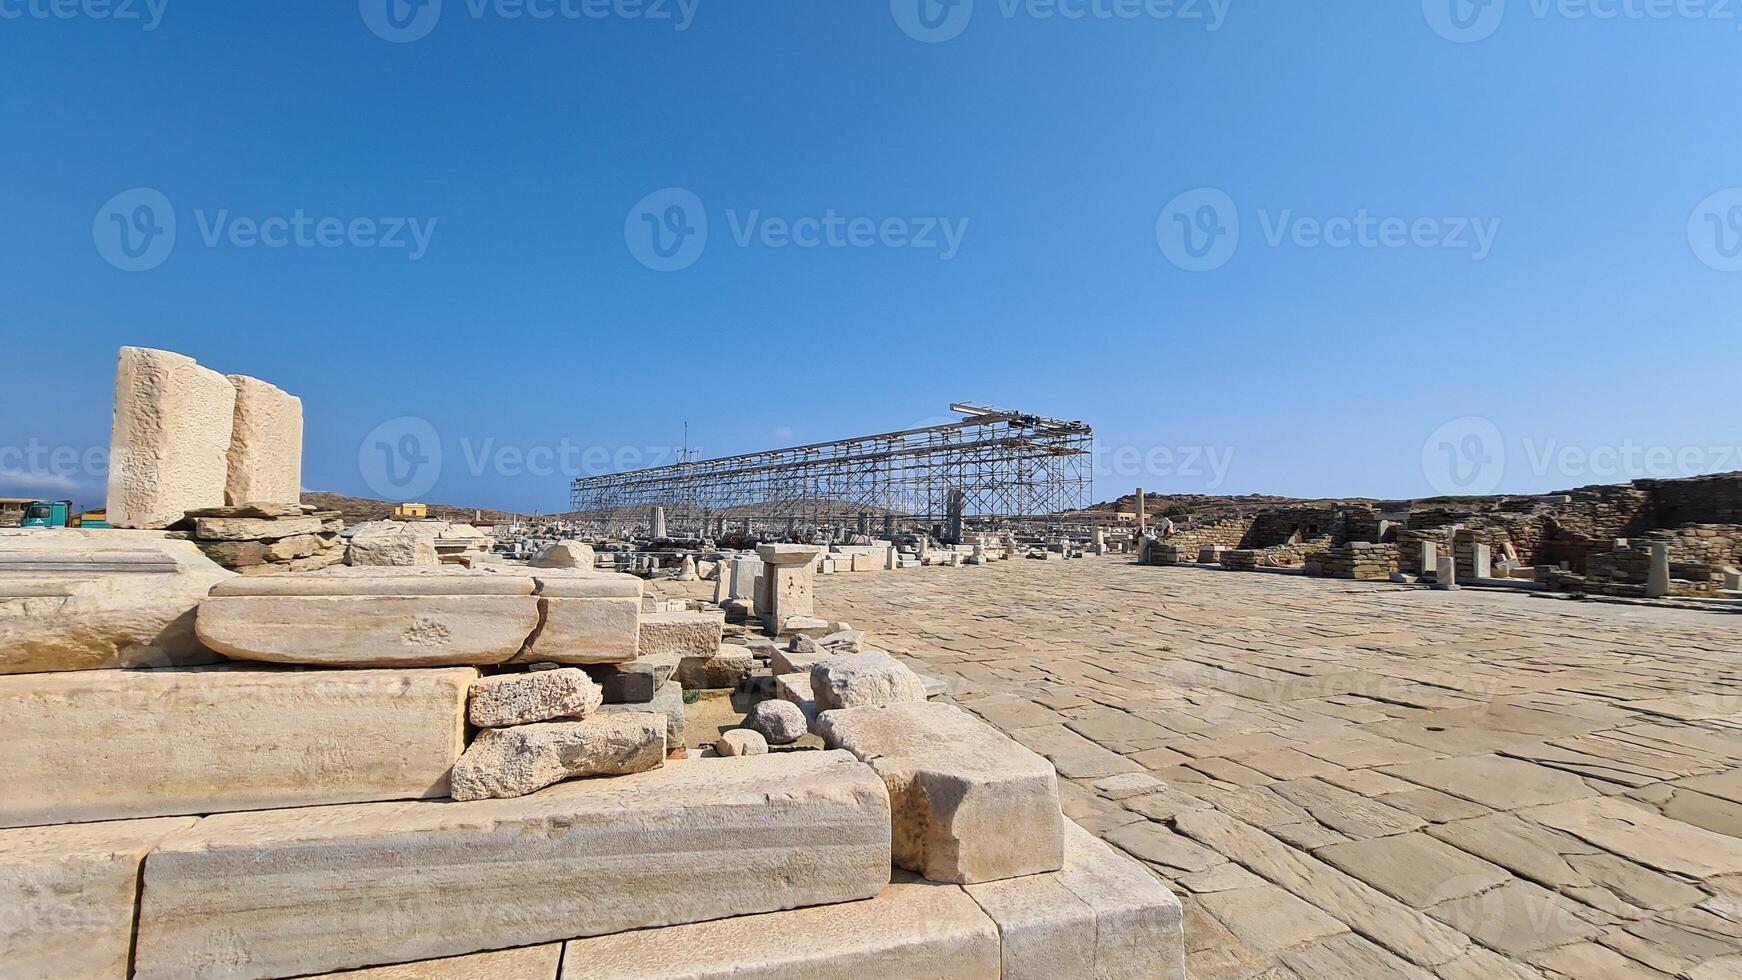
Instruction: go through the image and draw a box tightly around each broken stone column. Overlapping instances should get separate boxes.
[105,347,237,528]
[946,489,966,543]
[1433,555,1460,591]
[1646,542,1671,598]
[756,543,823,633]
[1134,488,1146,536]
[650,506,667,539]
[224,375,303,506]
[1093,528,1107,555]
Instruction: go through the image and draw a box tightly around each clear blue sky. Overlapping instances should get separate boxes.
[2,1,1738,513]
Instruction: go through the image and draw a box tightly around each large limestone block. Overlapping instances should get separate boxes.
[0,816,197,979]
[194,515,322,540]
[963,821,1186,980]
[449,714,666,800]
[298,944,562,979]
[638,610,725,659]
[530,539,595,569]
[347,520,447,567]
[0,530,231,675]
[514,574,642,665]
[1,666,473,828]
[676,648,754,690]
[811,650,929,711]
[224,374,303,507]
[818,701,1063,884]
[105,347,237,529]
[468,668,602,727]
[133,751,893,979]
[560,878,1001,979]
[598,680,686,748]
[197,575,541,666]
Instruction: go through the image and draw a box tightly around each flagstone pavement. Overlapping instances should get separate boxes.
[798,558,1742,979]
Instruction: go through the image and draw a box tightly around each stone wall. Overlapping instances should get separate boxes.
[1307,542,1400,580]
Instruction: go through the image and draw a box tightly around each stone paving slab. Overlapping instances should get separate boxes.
[771,558,1742,980]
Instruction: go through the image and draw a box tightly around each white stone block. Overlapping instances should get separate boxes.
[811,650,929,711]
[449,714,665,800]
[0,817,197,978]
[105,347,236,529]
[818,701,1063,883]
[1,666,473,828]
[516,574,642,665]
[297,944,562,979]
[133,751,893,980]
[638,610,724,659]
[224,374,303,506]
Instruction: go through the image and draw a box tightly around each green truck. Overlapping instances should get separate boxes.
[19,501,112,529]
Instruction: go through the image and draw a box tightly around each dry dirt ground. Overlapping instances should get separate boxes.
[733,556,1742,979]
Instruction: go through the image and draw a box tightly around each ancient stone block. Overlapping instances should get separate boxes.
[715,729,768,757]
[468,668,603,727]
[580,661,658,703]
[515,575,642,665]
[133,751,893,979]
[530,539,595,569]
[963,821,1186,980]
[676,648,754,689]
[347,521,445,567]
[194,515,323,541]
[0,531,231,675]
[297,944,562,979]
[449,714,665,800]
[756,543,822,633]
[224,374,303,507]
[105,347,237,529]
[560,878,1001,979]
[1,666,473,828]
[196,575,541,667]
[811,650,929,711]
[0,816,197,978]
[818,701,1063,884]
[598,680,686,748]
[638,610,724,659]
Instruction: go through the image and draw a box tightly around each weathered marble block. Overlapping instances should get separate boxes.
[224,373,303,507]
[0,817,197,978]
[637,610,724,659]
[105,347,236,529]
[818,701,1064,883]
[514,574,642,665]
[1,666,473,828]
[132,752,892,980]
[297,944,562,979]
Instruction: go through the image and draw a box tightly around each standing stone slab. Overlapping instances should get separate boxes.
[449,714,665,800]
[964,821,1186,980]
[515,574,643,664]
[0,531,231,675]
[133,751,893,980]
[1,666,474,828]
[818,701,1064,884]
[196,575,541,667]
[560,878,1001,979]
[224,374,303,507]
[105,347,237,529]
[0,816,198,978]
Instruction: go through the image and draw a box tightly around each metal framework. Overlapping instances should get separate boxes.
[569,405,1093,537]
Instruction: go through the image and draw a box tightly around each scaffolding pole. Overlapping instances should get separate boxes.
[568,405,1093,539]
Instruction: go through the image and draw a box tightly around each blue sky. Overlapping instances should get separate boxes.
[2,0,1738,514]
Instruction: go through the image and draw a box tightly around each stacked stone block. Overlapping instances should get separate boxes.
[185,503,344,575]
[1309,541,1401,580]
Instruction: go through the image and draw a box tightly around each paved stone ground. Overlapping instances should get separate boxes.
[801,558,1742,979]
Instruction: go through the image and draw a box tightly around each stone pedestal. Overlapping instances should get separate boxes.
[1093,528,1106,555]
[756,543,823,634]
[1472,542,1492,579]
[1645,542,1671,598]
[1433,556,1459,591]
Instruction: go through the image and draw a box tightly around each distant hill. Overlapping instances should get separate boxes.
[300,492,529,525]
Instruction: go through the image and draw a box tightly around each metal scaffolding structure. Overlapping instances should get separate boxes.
[568,404,1093,537]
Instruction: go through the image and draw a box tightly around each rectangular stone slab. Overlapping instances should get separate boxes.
[964,821,1186,980]
[516,596,640,665]
[560,878,1001,979]
[0,816,197,978]
[212,574,535,596]
[196,594,542,666]
[637,610,724,659]
[297,944,561,979]
[132,751,893,980]
[105,347,236,529]
[224,374,303,508]
[818,700,1063,884]
[1,666,473,828]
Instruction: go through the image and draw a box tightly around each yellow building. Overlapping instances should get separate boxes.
[393,502,429,520]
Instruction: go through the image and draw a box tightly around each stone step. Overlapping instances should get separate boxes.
[132,751,893,980]
[2,666,472,828]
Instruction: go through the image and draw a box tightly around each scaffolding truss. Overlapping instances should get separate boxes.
[569,405,1093,537]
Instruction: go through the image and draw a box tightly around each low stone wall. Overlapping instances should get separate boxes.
[1308,542,1400,580]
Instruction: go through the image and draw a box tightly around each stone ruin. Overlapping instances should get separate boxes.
[0,347,1184,978]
